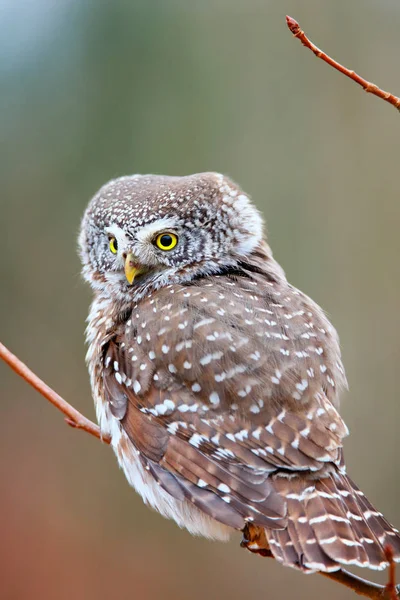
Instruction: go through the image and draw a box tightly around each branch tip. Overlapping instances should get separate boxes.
[286,15,300,36]
[285,15,400,111]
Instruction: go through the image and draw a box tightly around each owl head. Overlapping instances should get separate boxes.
[79,172,264,299]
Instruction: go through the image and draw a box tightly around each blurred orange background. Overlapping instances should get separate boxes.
[1,1,400,599]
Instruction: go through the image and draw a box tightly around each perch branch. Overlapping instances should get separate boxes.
[323,564,398,600]
[0,341,110,444]
[286,15,400,112]
[1,342,399,598]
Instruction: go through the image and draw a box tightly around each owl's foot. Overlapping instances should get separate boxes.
[240,523,272,558]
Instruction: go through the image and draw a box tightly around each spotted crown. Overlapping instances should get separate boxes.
[79,172,266,298]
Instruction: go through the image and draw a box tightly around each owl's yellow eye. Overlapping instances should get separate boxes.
[109,237,118,254]
[155,232,178,251]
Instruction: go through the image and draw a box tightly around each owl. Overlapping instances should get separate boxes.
[79,172,400,574]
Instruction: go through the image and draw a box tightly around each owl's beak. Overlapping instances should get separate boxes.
[124,252,140,285]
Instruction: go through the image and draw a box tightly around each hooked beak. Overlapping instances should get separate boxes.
[124,252,140,285]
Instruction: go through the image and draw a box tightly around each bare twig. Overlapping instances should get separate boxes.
[0,341,110,444]
[286,15,400,112]
[323,567,399,600]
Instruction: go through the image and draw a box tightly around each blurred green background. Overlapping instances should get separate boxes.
[1,1,399,599]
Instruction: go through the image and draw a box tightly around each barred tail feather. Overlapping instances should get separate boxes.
[267,472,400,573]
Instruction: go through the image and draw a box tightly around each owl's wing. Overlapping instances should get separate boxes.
[102,273,348,531]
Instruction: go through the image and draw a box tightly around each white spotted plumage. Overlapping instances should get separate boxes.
[80,171,400,574]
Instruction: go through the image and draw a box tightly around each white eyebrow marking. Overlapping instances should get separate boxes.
[135,218,179,243]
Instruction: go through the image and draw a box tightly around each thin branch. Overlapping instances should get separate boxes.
[0,341,110,444]
[1,340,399,599]
[323,568,398,600]
[286,15,400,112]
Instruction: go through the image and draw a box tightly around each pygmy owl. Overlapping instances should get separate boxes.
[79,172,400,573]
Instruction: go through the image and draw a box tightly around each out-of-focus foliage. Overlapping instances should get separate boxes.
[1,1,399,598]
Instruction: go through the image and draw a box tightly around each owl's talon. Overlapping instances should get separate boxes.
[240,523,252,547]
[240,523,272,557]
